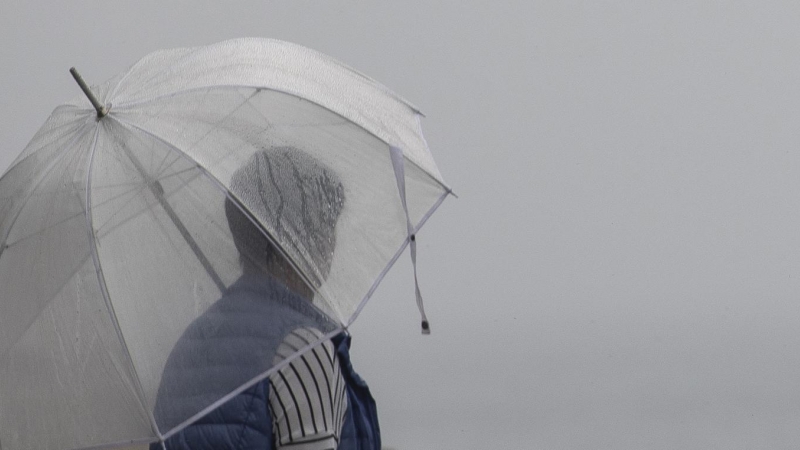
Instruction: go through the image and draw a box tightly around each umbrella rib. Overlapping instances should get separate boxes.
[4,175,158,248]
[89,99,447,332]
[108,38,423,112]
[6,209,86,249]
[0,122,94,262]
[114,102,424,320]
[91,182,152,237]
[2,145,92,248]
[83,125,164,442]
[101,118,227,293]
[113,85,452,195]
[0,138,96,363]
[0,107,89,178]
[0,253,93,364]
[155,165,203,184]
[109,63,420,115]
[90,149,199,238]
[152,88,259,159]
[115,84,452,194]
[109,114,327,297]
[91,166,206,240]
[153,149,180,180]
[112,88,256,190]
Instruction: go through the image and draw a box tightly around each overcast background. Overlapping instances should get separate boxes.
[3,2,800,449]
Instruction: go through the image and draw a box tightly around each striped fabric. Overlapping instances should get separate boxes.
[269,328,348,450]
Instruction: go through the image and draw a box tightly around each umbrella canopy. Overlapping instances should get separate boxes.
[0,38,450,450]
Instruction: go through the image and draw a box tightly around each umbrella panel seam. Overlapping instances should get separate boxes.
[83,124,163,441]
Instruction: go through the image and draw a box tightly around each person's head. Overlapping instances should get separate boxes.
[225,147,345,298]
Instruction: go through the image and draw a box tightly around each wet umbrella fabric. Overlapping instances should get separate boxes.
[0,38,450,450]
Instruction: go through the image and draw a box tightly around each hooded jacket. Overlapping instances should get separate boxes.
[150,275,380,450]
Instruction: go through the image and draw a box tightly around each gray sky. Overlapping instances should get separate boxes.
[3,1,800,449]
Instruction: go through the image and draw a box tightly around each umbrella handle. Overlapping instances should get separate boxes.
[69,67,109,118]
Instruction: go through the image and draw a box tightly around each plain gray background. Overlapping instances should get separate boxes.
[3,2,800,449]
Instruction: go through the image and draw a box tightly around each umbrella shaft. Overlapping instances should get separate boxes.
[69,67,108,118]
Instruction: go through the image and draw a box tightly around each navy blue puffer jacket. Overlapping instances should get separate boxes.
[150,276,380,450]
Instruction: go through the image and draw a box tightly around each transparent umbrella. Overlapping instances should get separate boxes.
[0,38,450,450]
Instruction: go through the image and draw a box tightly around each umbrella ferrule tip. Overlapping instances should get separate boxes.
[421,320,430,335]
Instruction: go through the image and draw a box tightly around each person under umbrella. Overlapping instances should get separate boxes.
[152,147,380,450]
